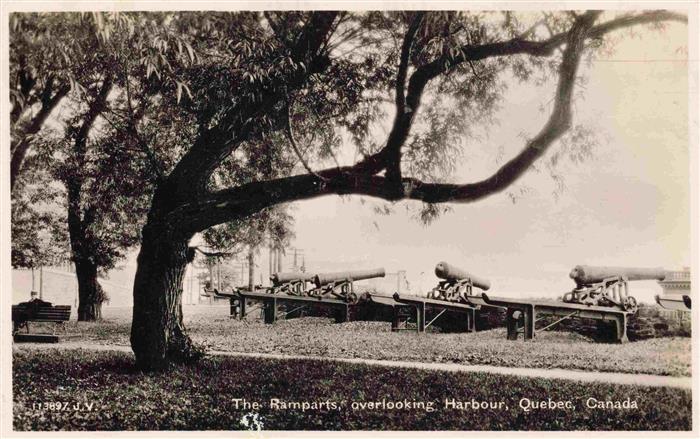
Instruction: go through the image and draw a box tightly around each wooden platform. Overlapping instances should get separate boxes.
[233,290,351,323]
[479,293,630,342]
[388,293,481,333]
[364,292,401,307]
[239,289,348,305]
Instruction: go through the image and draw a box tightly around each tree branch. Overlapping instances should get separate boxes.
[173,10,686,233]
[10,84,70,191]
[72,75,113,149]
[10,61,38,128]
[160,12,339,205]
[418,10,686,83]
[122,60,165,182]
[65,74,114,250]
[284,99,326,181]
[395,12,425,114]
[263,11,286,45]
[176,11,599,232]
[379,12,427,190]
[352,10,686,179]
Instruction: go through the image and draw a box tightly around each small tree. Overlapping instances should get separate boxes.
[11,149,69,284]
[202,207,296,291]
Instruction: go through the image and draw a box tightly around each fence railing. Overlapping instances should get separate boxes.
[663,270,691,281]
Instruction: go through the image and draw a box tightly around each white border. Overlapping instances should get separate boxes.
[0,1,697,438]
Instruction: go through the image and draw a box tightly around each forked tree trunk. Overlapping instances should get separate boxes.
[130,224,202,371]
[64,76,113,322]
[75,259,104,321]
[67,181,105,322]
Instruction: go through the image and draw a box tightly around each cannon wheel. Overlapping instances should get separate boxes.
[623,296,638,313]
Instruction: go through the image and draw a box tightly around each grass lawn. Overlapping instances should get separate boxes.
[12,348,691,431]
[60,305,692,377]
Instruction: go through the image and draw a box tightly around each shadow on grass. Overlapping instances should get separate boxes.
[12,348,693,432]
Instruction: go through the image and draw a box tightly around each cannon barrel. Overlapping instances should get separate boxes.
[313,268,386,287]
[270,271,314,286]
[434,261,491,291]
[570,265,665,285]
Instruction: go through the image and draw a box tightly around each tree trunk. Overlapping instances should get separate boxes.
[64,76,113,321]
[67,179,105,322]
[75,259,104,321]
[130,223,202,371]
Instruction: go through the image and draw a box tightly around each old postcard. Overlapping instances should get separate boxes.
[1,1,697,436]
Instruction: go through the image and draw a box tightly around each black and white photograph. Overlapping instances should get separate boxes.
[1,1,697,434]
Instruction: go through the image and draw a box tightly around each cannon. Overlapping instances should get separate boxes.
[429,262,491,302]
[563,265,665,313]
[313,268,386,287]
[570,265,665,286]
[435,262,491,290]
[269,271,314,295]
[310,268,386,304]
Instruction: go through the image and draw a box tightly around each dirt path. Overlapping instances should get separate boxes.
[14,342,692,390]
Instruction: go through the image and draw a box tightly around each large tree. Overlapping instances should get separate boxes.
[115,10,687,370]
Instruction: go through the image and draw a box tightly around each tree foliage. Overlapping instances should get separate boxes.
[123,10,686,236]
[203,207,295,254]
[10,157,68,269]
[10,12,204,318]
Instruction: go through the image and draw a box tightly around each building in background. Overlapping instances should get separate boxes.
[656,267,691,315]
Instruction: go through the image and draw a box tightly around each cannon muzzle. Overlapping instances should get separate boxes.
[270,271,314,286]
[313,268,386,287]
[570,265,665,286]
[434,261,491,291]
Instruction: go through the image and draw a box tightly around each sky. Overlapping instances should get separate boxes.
[8,13,692,306]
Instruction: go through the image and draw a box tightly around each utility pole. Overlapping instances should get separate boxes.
[216,257,221,290]
[286,247,304,272]
[269,245,274,276]
[397,270,406,294]
[240,262,245,288]
[248,246,255,291]
[189,274,193,305]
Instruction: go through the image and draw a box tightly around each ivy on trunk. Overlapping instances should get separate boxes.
[130,222,203,370]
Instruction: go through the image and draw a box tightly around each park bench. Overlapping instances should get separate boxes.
[12,301,72,343]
